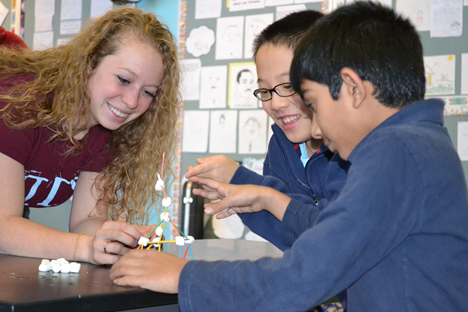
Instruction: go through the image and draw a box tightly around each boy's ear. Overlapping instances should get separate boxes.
[340,68,366,109]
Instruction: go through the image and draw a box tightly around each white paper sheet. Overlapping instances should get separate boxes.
[215,16,244,60]
[91,0,113,18]
[230,0,265,12]
[200,65,228,109]
[228,62,259,109]
[61,0,82,21]
[276,4,307,21]
[462,54,468,95]
[186,25,215,57]
[182,110,210,153]
[457,122,468,161]
[265,0,294,6]
[35,0,55,17]
[294,0,321,3]
[33,31,54,50]
[35,15,53,32]
[60,20,81,35]
[209,110,238,153]
[346,0,392,7]
[195,0,222,19]
[0,1,9,26]
[396,0,430,32]
[424,54,456,96]
[430,0,463,38]
[180,59,202,101]
[244,13,273,59]
[238,110,268,154]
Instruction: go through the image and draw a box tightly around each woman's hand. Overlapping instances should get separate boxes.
[87,221,143,265]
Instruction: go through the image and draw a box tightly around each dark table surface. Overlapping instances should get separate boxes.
[0,239,283,312]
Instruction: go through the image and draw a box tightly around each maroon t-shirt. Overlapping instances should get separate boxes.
[0,75,114,208]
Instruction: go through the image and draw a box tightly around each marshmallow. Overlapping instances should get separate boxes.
[155,174,165,191]
[70,262,81,273]
[155,226,164,236]
[39,260,52,272]
[52,263,62,273]
[185,236,195,244]
[138,236,150,246]
[160,212,170,222]
[162,197,172,208]
[175,236,185,246]
[61,263,71,273]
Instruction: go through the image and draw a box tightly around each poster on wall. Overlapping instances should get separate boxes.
[228,62,259,109]
[215,15,244,60]
[238,110,268,154]
[424,54,456,96]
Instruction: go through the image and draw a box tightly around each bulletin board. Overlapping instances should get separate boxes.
[179,0,468,192]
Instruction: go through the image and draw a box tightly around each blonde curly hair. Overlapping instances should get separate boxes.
[0,8,180,225]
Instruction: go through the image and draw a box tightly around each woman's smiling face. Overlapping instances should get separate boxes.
[87,35,165,131]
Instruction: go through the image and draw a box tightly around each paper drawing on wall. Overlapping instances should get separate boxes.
[424,55,456,96]
[215,16,244,60]
[186,25,215,57]
[195,0,222,19]
[244,13,273,59]
[200,65,227,109]
[395,0,429,31]
[276,4,306,21]
[182,110,209,153]
[229,0,265,12]
[209,110,238,153]
[238,110,267,154]
[180,58,201,101]
[229,62,259,109]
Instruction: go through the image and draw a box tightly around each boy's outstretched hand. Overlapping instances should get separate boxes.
[188,176,291,221]
[185,155,239,184]
[110,249,188,294]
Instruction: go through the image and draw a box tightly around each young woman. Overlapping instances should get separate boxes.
[0,7,180,265]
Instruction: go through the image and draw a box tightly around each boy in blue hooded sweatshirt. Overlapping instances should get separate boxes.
[185,10,349,252]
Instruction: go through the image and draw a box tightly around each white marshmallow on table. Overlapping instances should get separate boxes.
[155,174,165,191]
[70,262,81,273]
[39,258,80,273]
[138,236,150,246]
[161,197,172,208]
[160,212,170,222]
[185,236,195,244]
[61,262,71,273]
[52,263,62,273]
[175,236,185,246]
[38,259,52,272]
[155,226,164,236]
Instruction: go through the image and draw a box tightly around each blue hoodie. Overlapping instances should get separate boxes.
[179,98,468,312]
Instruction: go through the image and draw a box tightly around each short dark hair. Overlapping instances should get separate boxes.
[290,1,425,109]
[252,10,323,60]
[237,69,253,82]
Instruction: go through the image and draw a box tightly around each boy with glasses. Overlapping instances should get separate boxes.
[185,10,349,254]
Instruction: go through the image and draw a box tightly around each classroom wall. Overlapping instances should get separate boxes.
[179,0,468,191]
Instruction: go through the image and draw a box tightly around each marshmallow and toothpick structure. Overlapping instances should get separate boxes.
[138,152,195,260]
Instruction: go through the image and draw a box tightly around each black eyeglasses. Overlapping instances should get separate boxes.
[253,82,297,101]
